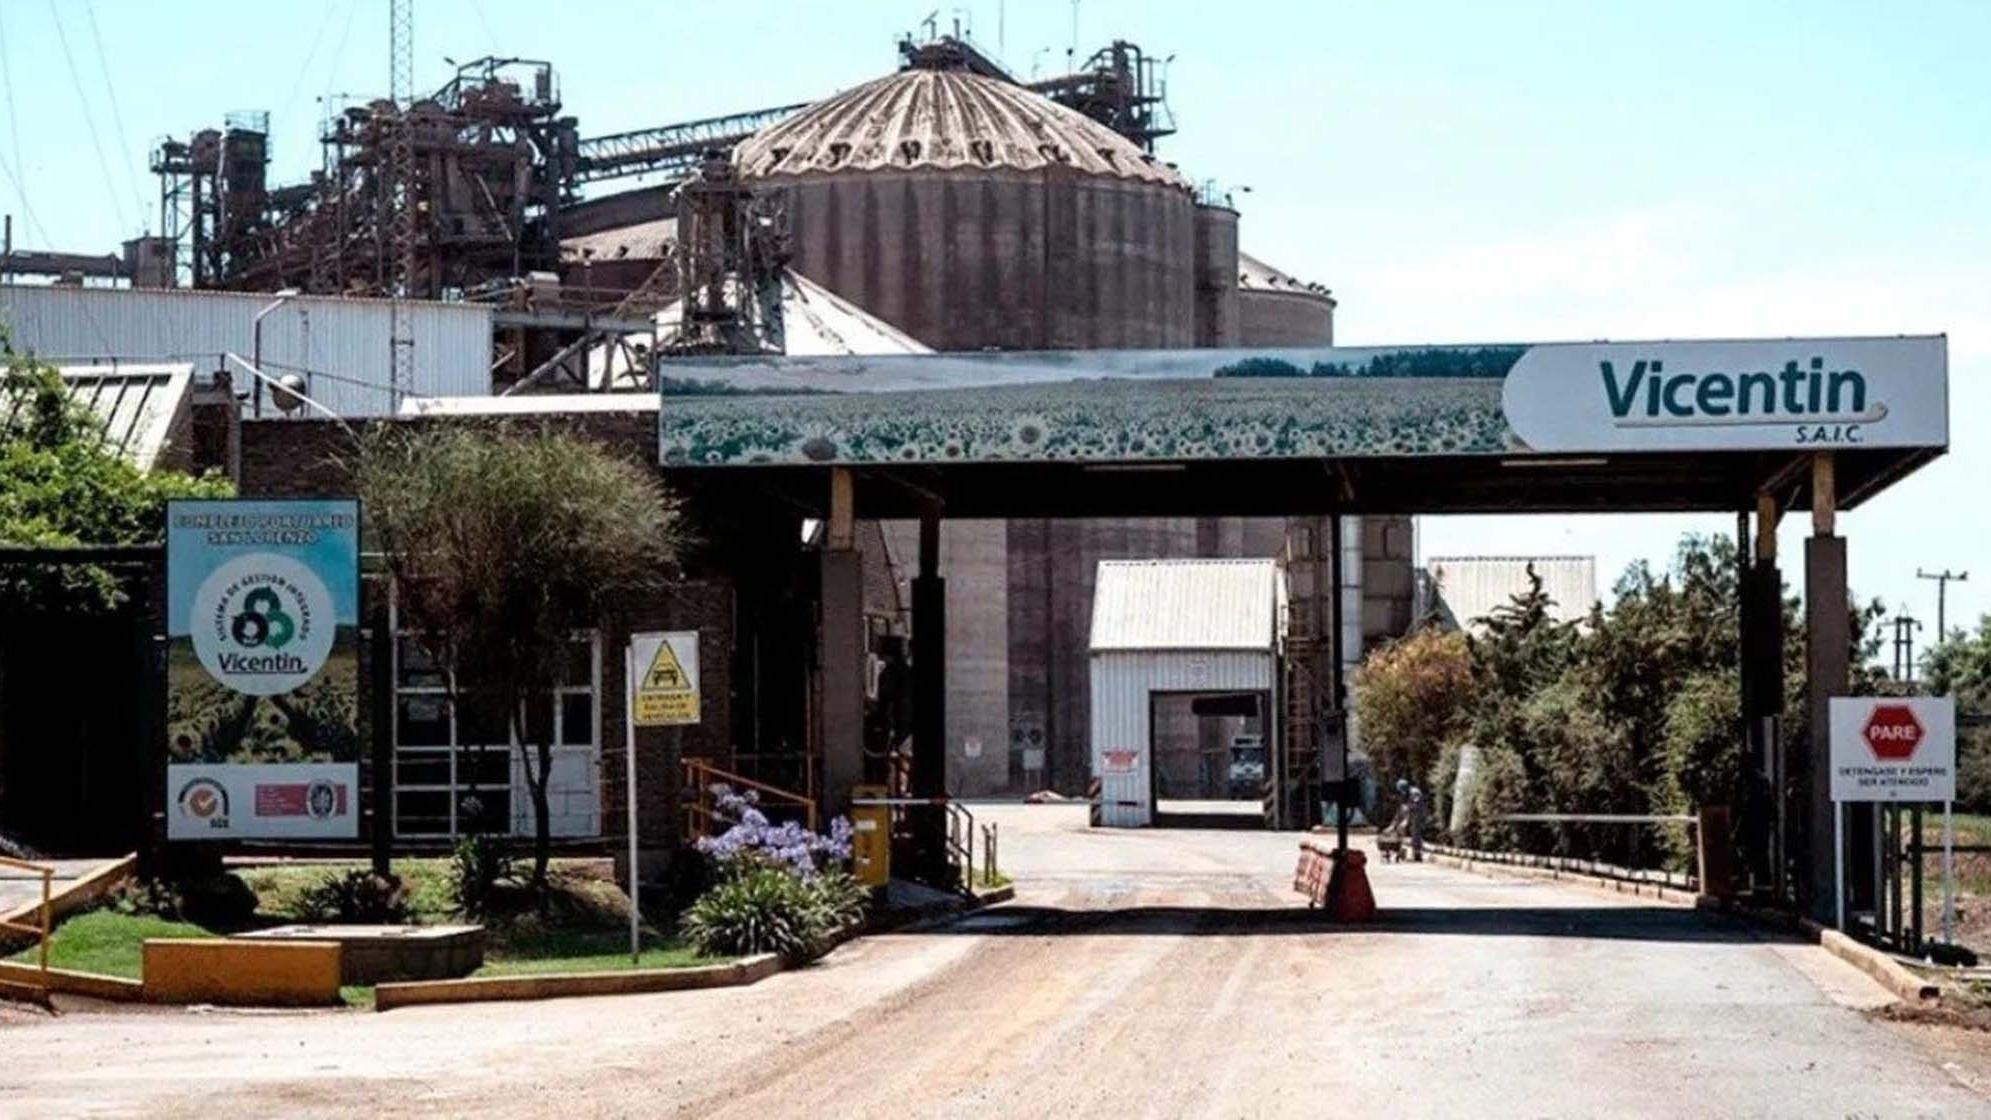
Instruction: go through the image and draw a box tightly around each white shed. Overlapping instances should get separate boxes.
[1088,559,1284,827]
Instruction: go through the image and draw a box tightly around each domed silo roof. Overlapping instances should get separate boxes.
[735,67,1188,189]
[731,60,1197,352]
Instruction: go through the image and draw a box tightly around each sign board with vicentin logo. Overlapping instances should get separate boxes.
[1503,336,1948,453]
[165,500,360,840]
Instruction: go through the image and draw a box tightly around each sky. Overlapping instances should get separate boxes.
[1,0,1986,656]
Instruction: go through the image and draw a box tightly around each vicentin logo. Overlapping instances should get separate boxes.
[1600,357,1887,431]
[1499,337,1946,454]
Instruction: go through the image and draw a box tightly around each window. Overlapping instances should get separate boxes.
[390,601,601,840]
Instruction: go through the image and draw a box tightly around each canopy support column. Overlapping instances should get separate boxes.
[820,468,865,817]
[1740,495,1786,900]
[1804,452,1861,923]
[908,503,949,885]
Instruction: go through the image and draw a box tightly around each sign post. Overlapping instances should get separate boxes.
[1828,696,1957,935]
[624,631,701,963]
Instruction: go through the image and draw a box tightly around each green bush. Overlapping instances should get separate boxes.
[296,869,410,924]
[679,866,868,961]
[450,833,515,919]
[1460,745,1531,852]
[680,866,826,960]
[175,872,259,930]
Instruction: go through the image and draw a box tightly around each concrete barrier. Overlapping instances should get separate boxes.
[142,938,343,1006]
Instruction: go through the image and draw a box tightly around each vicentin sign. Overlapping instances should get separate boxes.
[1503,336,1947,453]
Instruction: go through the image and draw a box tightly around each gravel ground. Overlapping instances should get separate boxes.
[1,804,1987,1118]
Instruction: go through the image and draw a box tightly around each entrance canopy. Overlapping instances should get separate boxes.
[655,335,1947,518]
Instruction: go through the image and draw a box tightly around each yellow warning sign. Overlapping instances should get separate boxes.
[630,631,699,727]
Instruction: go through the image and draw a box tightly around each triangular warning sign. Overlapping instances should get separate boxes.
[642,640,690,692]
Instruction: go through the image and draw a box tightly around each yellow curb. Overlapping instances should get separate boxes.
[1799,919,1940,1002]
[374,952,783,1011]
[0,959,146,1002]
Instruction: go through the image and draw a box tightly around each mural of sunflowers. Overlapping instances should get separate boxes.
[164,629,360,765]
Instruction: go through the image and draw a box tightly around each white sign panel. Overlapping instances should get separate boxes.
[1504,335,1947,453]
[1829,696,1956,802]
[167,762,359,840]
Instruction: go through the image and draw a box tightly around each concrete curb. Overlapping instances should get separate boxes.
[0,854,137,955]
[1425,847,1703,908]
[1799,919,1940,1003]
[867,883,1015,934]
[373,953,782,1011]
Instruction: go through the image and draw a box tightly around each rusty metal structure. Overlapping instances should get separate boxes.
[152,59,579,299]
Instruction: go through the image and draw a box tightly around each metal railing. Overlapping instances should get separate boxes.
[848,797,1001,892]
[0,855,54,985]
[1431,812,1703,892]
[680,759,818,842]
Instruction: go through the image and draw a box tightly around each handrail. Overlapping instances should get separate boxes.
[681,759,818,839]
[0,855,55,981]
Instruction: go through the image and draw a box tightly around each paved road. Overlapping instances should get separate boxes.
[2,805,1986,1118]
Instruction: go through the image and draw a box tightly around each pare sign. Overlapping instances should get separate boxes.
[1829,696,1956,802]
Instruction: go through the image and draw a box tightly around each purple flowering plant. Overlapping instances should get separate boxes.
[695,784,855,881]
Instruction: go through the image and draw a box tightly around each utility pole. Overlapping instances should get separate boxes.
[1890,613,1922,684]
[1917,568,1969,644]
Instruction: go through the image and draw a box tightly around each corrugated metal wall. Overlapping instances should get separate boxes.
[1089,649,1275,827]
[0,285,492,418]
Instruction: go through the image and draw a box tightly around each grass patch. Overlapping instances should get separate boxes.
[975,869,1013,891]
[239,859,457,923]
[477,929,711,976]
[6,910,212,978]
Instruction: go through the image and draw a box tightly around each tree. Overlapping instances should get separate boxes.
[1,350,231,611]
[356,424,687,888]
[1352,628,1474,799]
[1926,617,1991,810]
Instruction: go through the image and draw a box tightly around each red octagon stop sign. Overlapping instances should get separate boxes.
[1862,704,1925,761]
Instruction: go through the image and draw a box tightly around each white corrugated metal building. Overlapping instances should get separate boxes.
[0,284,492,419]
[1088,559,1284,827]
[1423,555,1598,631]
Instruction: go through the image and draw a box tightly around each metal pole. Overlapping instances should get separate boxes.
[1943,800,1956,945]
[1912,805,1925,955]
[625,644,640,965]
[1834,801,1845,931]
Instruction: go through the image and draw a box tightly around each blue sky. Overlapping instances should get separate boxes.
[4,1,1986,652]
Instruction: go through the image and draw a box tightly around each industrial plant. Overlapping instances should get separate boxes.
[0,12,1409,854]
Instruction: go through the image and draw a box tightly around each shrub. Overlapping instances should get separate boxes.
[1352,628,1475,799]
[680,866,827,959]
[296,869,410,924]
[450,832,515,918]
[176,872,260,929]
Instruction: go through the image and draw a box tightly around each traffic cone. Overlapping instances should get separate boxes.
[1324,848,1376,922]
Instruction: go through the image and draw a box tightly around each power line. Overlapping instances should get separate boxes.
[45,0,132,236]
[0,2,24,224]
[275,0,347,137]
[80,1,149,229]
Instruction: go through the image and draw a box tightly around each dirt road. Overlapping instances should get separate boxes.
[3,804,1986,1118]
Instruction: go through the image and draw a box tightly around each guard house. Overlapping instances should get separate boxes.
[1088,559,1285,827]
